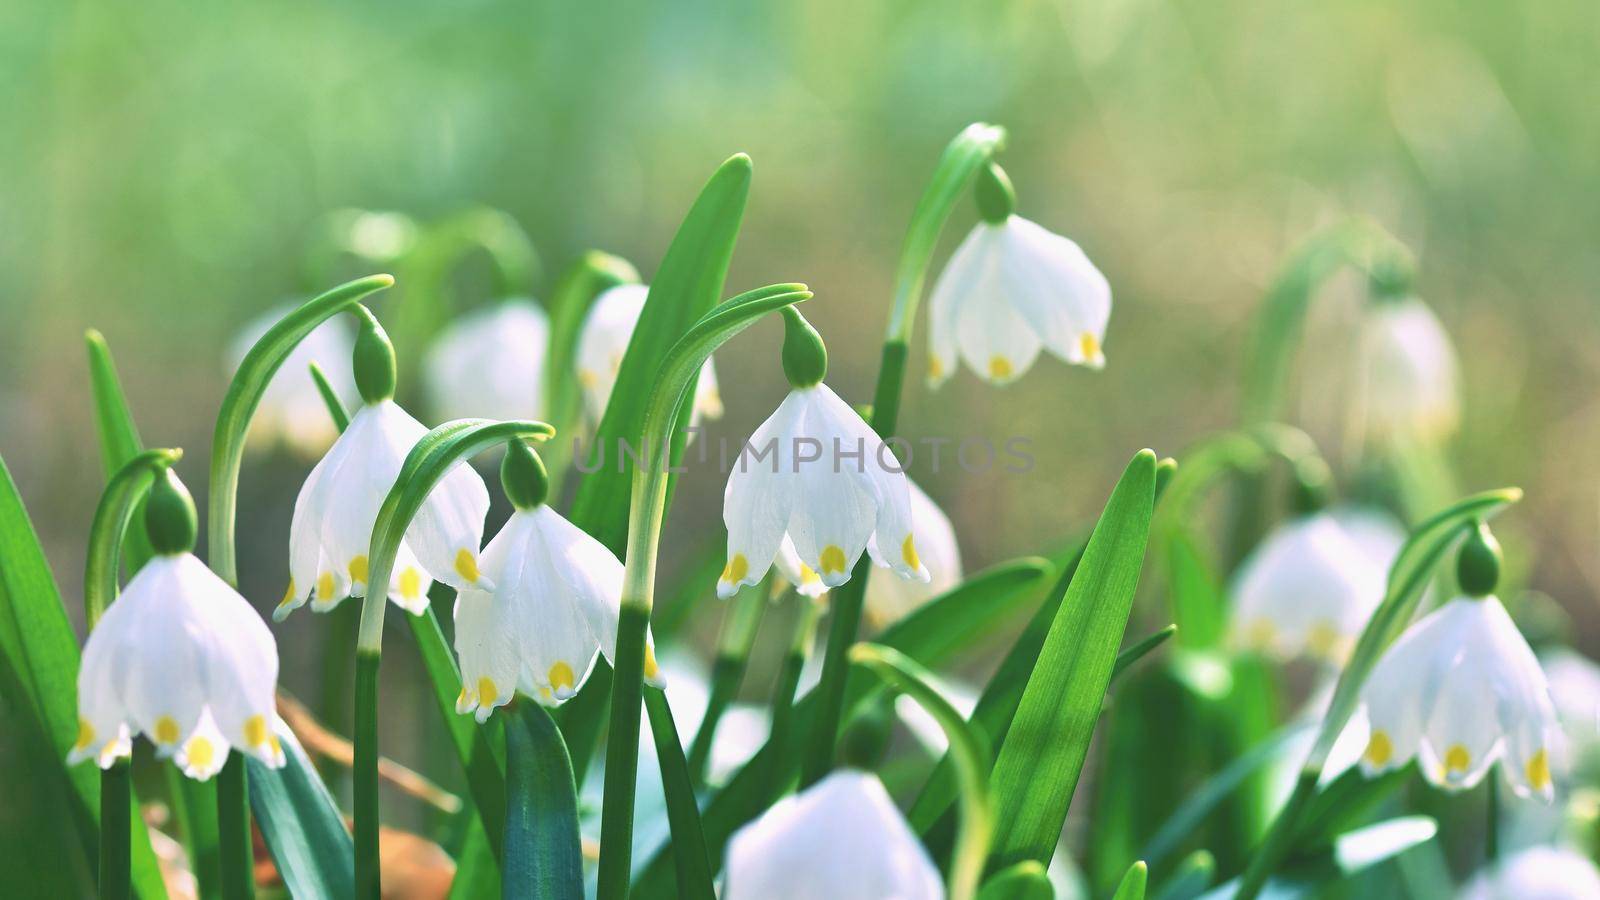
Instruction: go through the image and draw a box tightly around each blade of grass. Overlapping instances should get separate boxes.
[643,688,715,899]
[502,702,582,899]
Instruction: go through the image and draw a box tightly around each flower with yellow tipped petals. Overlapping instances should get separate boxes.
[863,479,962,628]
[1353,296,1460,447]
[927,213,1110,388]
[723,769,943,900]
[424,299,550,423]
[72,554,285,780]
[1358,594,1560,800]
[576,283,722,424]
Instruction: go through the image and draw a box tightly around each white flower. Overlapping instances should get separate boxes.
[1353,297,1460,447]
[1358,595,1560,799]
[723,769,944,900]
[276,400,491,621]
[927,215,1110,387]
[1460,845,1600,900]
[773,537,827,598]
[1541,650,1600,751]
[452,505,662,721]
[424,299,550,423]
[1328,505,1407,573]
[575,283,722,424]
[864,479,962,627]
[226,304,356,458]
[1229,512,1388,664]
[71,553,285,780]
[717,383,928,599]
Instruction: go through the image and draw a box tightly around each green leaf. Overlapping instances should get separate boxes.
[1112,861,1149,900]
[503,702,582,900]
[1153,850,1214,900]
[1292,764,1413,849]
[1112,625,1178,682]
[1208,817,1438,899]
[977,861,1054,900]
[447,824,501,900]
[643,688,715,900]
[986,450,1158,869]
[307,361,350,431]
[631,556,1054,900]
[84,330,157,568]
[0,455,168,899]
[850,643,992,900]
[569,154,752,555]
[246,720,354,898]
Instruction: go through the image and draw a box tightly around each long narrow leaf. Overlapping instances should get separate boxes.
[503,702,582,899]
[246,720,354,897]
[85,330,157,567]
[643,688,715,899]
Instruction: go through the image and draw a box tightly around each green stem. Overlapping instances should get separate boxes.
[597,603,653,900]
[799,123,1004,787]
[1486,771,1499,864]
[218,756,253,900]
[686,586,766,785]
[101,761,132,900]
[354,652,380,899]
[767,598,822,798]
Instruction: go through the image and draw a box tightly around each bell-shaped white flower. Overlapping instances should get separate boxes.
[576,283,723,424]
[227,303,356,458]
[926,172,1110,387]
[277,310,490,621]
[1460,845,1600,900]
[722,769,943,900]
[453,442,661,721]
[864,479,962,627]
[1230,512,1388,664]
[1353,297,1460,447]
[717,381,927,598]
[772,537,828,599]
[72,472,285,781]
[424,299,550,423]
[1358,594,1560,799]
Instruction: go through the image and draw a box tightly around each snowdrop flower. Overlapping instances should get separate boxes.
[723,769,943,900]
[453,441,662,721]
[864,479,962,627]
[226,303,356,458]
[576,283,723,424]
[1230,510,1387,665]
[927,163,1111,387]
[1541,650,1600,753]
[1359,524,1560,799]
[1459,845,1600,900]
[1353,296,1460,447]
[276,308,490,622]
[718,309,928,599]
[424,298,550,423]
[71,469,285,780]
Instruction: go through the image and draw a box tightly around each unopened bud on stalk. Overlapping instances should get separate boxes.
[146,467,197,556]
[781,307,828,389]
[351,304,397,404]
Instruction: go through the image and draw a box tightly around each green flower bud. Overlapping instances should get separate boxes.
[836,695,893,771]
[1367,249,1416,304]
[974,161,1016,224]
[145,467,197,556]
[1290,457,1333,516]
[500,438,550,511]
[781,307,828,389]
[351,304,397,404]
[1457,520,1502,598]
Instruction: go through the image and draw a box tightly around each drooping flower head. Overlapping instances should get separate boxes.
[1358,523,1560,799]
[1352,294,1460,448]
[453,440,662,721]
[72,468,285,780]
[864,478,962,628]
[718,308,929,599]
[276,306,491,621]
[424,298,550,423]
[927,162,1111,387]
[226,303,356,458]
[1459,845,1600,900]
[722,769,943,900]
[576,282,722,424]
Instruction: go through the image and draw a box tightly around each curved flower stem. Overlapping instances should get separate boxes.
[595,285,811,900]
[800,122,1005,788]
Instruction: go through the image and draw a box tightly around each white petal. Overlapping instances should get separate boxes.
[115,558,213,754]
[952,234,1043,385]
[453,587,521,722]
[1459,845,1600,900]
[72,596,136,767]
[174,710,231,781]
[1229,514,1385,664]
[1354,297,1460,446]
[499,510,605,704]
[785,388,880,588]
[926,225,994,388]
[996,216,1111,369]
[774,536,827,598]
[865,479,960,627]
[718,391,804,598]
[575,284,648,423]
[227,303,356,458]
[424,299,550,423]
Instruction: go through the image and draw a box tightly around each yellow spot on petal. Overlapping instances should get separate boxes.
[1306,620,1341,660]
[244,715,270,749]
[269,735,282,756]
[280,579,297,608]
[988,356,1013,380]
[721,553,749,584]
[539,686,553,699]
[478,677,498,706]
[820,545,849,575]
[1364,730,1393,767]
[1444,744,1472,775]
[75,718,95,751]
[184,736,215,771]
[1526,749,1552,791]
[154,716,181,745]
[902,534,921,570]
[928,357,945,381]
[799,564,820,585]
[348,555,369,584]
[1079,331,1101,362]
[317,571,336,599]
[643,646,659,681]
[549,661,576,693]
[455,549,481,583]
[1243,618,1276,648]
[578,369,598,388]
[399,567,422,600]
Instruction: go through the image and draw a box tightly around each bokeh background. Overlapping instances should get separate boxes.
[3,0,1599,885]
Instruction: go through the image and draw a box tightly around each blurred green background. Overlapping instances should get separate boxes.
[2,0,1599,883]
